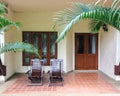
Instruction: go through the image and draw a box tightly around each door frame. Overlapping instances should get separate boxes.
[74,33,98,70]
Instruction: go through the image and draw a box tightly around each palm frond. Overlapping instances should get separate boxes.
[54,3,94,26]
[0,42,41,58]
[111,0,120,8]
[0,2,6,15]
[95,0,120,7]
[0,16,21,32]
[95,0,107,5]
[55,3,120,42]
[110,0,120,20]
[0,2,21,33]
[89,20,104,33]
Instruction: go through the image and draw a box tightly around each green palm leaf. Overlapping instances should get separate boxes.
[89,20,104,33]
[0,2,6,15]
[0,16,21,32]
[112,0,120,8]
[0,2,40,59]
[0,1,21,33]
[54,3,120,42]
[0,42,41,59]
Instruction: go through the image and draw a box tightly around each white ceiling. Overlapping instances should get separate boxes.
[3,0,112,12]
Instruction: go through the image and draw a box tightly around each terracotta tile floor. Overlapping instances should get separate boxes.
[1,72,120,95]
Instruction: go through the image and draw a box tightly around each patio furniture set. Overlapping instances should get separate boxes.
[27,58,64,86]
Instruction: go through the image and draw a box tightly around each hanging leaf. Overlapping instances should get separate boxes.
[0,42,41,59]
[54,2,120,42]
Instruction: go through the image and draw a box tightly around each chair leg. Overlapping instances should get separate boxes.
[41,76,44,85]
[27,76,43,86]
[48,77,64,86]
[48,77,52,86]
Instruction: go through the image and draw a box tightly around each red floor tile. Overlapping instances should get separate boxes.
[3,72,120,94]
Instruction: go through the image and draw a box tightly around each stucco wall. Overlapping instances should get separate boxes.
[66,29,73,72]
[4,10,119,81]
[14,12,55,31]
[13,12,67,73]
[4,9,18,80]
[65,21,90,72]
[58,38,67,72]
[1,0,119,82]
[116,31,120,64]
[115,30,120,80]
[99,26,118,80]
[13,12,90,74]
[13,10,95,74]
[5,28,19,80]
[0,34,5,81]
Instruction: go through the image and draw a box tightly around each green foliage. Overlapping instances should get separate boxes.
[0,2,6,15]
[0,2,40,59]
[0,42,41,59]
[54,0,120,42]
[0,17,21,33]
[0,1,21,33]
[89,20,104,33]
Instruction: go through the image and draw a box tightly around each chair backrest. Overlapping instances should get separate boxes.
[50,59,63,77]
[30,59,42,77]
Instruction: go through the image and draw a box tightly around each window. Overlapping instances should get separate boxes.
[22,31,57,66]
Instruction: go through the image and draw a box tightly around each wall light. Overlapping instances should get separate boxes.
[102,24,108,32]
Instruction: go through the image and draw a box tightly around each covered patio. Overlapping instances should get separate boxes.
[0,71,120,96]
[0,0,120,95]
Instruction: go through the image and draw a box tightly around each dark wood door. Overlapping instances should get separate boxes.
[75,33,98,70]
[22,32,57,66]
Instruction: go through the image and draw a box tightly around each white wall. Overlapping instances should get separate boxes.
[0,34,5,81]
[58,38,67,72]
[2,1,118,81]
[116,31,120,64]
[65,21,91,72]
[6,10,120,81]
[13,12,68,73]
[115,30,120,80]
[14,12,91,73]
[0,34,5,64]
[66,29,73,72]
[4,8,18,80]
[99,26,118,80]
[14,12,55,31]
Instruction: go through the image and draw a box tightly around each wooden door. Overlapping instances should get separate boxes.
[75,33,98,70]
